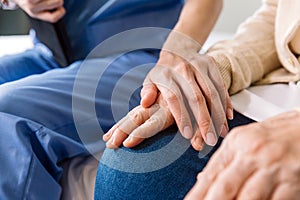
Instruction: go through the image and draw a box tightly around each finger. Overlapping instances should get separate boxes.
[184,173,207,200]
[123,106,173,148]
[103,116,128,142]
[237,167,278,200]
[35,6,65,23]
[226,92,234,120]
[186,140,235,199]
[106,106,155,148]
[220,121,229,138]
[205,156,257,199]
[103,126,115,142]
[140,81,158,108]
[182,76,218,145]
[158,84,193,139]
[32,0,63,13]
[206,56,233,120]
[128,106,173,139]
[106,128,129,149]
[193,70,224,145]
[122,136,144,148]
[191,126,204,151]
[271,183,300,200]
[169,61,214,142]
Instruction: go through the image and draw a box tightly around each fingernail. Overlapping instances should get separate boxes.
[220,124,229,137]
[124,135,133,144]
[183,126,193,139]
[194,137,203,151]
[227,108,234,120]
[106,140,118,149]
[206,132,217,146]
[103,133,109,141]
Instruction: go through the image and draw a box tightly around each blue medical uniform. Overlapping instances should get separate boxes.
[0,0,183,199]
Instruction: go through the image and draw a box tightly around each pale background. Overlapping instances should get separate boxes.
[0,0,262,35]
[214,0,261,33]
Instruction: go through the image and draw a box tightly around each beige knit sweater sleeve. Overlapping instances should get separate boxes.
[207,0,282,95]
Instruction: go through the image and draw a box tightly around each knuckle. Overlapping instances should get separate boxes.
[176,62,190,75]
[227,126,245,140]
[210,89,219,100]
[189,92,205,105]
[165,91,178,103]
[28,5,36,13]
[247,138,265,153]
[221,183,236,196]
[149,116,165,128]
[148,116,160,124]
[128,110,144,124]
[199,119,211,129]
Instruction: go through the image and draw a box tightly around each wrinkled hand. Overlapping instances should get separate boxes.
[103,95,174,149]
[12,0,65,23]
[140,31,233,147]
[185,110,300,200]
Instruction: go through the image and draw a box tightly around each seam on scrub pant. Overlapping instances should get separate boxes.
[23,154,34,200]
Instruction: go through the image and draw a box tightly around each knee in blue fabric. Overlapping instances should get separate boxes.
[95,125,222,200]
[0,48,59,84]
[94,111,255,200]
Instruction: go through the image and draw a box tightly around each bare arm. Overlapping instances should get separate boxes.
[173,0,223,47]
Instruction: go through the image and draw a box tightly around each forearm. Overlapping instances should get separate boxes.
[208,0,281,94]
[172,0,223,50]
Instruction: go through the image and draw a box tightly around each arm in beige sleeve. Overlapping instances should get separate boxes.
[207,0,282,95]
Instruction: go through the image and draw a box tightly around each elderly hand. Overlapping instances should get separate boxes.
[103,95,175,149]
[140,31,233,146]
[185,110,300,200]
[12,0,65,23]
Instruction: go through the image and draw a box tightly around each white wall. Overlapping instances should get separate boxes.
[213,0,261,33]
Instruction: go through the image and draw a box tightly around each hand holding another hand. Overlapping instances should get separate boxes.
[103,31,233,150]
[141,31,233,147]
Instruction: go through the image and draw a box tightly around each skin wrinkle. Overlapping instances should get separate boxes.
[186,111,300,199]
[237,168,275,200]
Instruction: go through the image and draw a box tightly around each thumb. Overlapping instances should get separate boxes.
[140,83,158,108]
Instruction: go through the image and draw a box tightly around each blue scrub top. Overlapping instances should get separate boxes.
[53,0,184,61]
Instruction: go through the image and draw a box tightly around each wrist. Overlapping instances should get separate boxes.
[162,30,202,60]
[206,53,232,93]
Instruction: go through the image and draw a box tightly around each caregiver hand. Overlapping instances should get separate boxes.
[103,31,233,150]
[185,110,300,200]
[12,0,65,23]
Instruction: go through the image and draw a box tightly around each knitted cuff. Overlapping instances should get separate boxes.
[207,51,232,92]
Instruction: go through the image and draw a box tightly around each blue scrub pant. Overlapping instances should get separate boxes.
[0,44,158,199]
[94,113,255,199]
